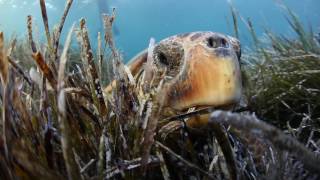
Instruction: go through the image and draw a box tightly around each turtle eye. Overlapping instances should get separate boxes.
[207,36,229,48]
[158,52,169,66]
[228,37,241,60]
[153,42,184,77]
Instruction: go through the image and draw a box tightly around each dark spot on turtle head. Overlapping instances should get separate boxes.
[190,33,202,41]
[177,32,191,39]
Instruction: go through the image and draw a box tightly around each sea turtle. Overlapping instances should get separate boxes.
[104,31,242,120]
[104,31,242,179]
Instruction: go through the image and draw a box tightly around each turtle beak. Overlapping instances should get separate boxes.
[164,35,242,110]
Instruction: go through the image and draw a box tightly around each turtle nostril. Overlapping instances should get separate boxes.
[158,52,169,66]
[207,37,217,48]
[220,38,229,48]
[207,37,229,48]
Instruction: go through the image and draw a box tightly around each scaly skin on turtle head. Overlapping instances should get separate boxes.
[152,31,242,110]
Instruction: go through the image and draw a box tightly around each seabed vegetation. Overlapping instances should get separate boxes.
[0,0,320,179]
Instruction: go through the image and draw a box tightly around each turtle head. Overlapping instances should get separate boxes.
[152,31,242,110]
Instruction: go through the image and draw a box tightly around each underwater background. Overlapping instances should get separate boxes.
[1,1,320,179]
[0,0,319,61]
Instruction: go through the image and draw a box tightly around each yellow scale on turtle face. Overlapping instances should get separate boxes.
[104,31,242,127]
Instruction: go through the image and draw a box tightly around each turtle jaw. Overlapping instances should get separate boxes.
[164,44,242,111]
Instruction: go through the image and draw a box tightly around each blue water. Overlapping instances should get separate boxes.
[0,0,319,61]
